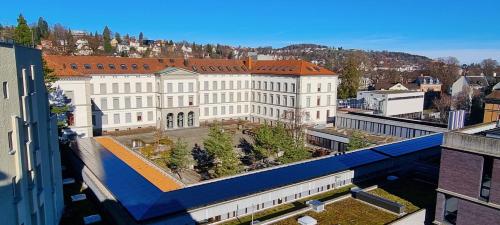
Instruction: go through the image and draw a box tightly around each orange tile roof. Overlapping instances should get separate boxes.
[44,55,335,77]
[251,59,336,75]
[94,136,181,192]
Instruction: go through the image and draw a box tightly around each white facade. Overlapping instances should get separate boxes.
[0,44,64,225]
[52,59,338,137]
[357,90,424,117]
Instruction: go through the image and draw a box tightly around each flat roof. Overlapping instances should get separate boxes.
[72,134,443,222]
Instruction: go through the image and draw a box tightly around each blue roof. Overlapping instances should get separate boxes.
[372,133,443,157]
[76,134,443,222]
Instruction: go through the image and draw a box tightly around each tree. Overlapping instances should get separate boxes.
[37,17,49,39]
[432,94,453,123]
[102,26,112,53]
[169,138,192,176]
[430,57,461,93]
[338,55,361,99]
[114,32,122,43]
[279,136,310,164]
[481,58,498,76]
[253,123,280,160]
[347,131,370,151]
[203,124,241,177]
[139,32,144,42]
[14,14,32,46]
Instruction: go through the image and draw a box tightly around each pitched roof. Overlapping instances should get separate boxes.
[251,60,336,75]
[44,55,335,77]
[485,90,500,104]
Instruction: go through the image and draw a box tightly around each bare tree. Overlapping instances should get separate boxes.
[481,58,498,76]
[432,94,453,123]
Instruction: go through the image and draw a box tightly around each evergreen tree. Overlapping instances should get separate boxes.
[169,138,192,176]
[139,32,144,42]
[279,137,310,164]
[102,26,112,53]
[203,125,242,177]
[37,17,49,38]
[114,32,122,43]
[338,56,361,99]
[14,14,32,46]
[43,58,70,126]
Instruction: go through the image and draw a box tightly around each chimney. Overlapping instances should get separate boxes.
[243,57,253,70]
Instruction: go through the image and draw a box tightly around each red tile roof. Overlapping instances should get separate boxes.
[44,55,335,77]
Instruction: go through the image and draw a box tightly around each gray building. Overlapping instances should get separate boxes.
[0,43,64,225]
[435,122,500,225]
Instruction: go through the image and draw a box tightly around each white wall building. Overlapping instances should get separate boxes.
[46,56,338,137]
[357,90,424,118]
[0,43,64,225]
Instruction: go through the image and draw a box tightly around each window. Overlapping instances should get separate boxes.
[213,93,218,104]
[317,96,321,106]
[258,81,261,89]
[212,81,217,90]
[113,97,120,109]
[291,83,296,93]
[177,112,184,127]
[147,96,153,107]
[120,64,127,70]
[131,64,138,70]
[480,156,494,201]
[90,84,94,94]
[270,82,274,91]
[136,97,142,108]
[178,83,184,93]
[113,113,120,124]
[237,92,241,102]
[444,196,458,224]
[84,64,91,69]
[307,83,311,93]
[277,83,281,91]
[143,64,150,70]
[187,112,194,127]
[188,82,194,92]
[290,96,295,107]
[178,96,184,107]
[221,106,226,115]
[102,114,108,125]
[284,83,288,92]
[97,64,104,70]
[237,105,241,113]
[3,82,8,99]
[167,83,173,93]
[204,81,209,90]
[230,81,234,89]
[136,112,143,122]
[167,97,173,108]
[112,83,119,93]
[108,64,115,69]
[166,113,174,128]
[124,83,131,93]
[8,131,14,154]
[327,95,331,106]
[189,96,194,106]
[125,113,132,123]
[148,111,153,121]
[245,80,249,89]
[237,81,242,89]
[222,81,226,90]
[213,107,218,115]
[204,107,209,116]
[147,82,153,92]
[283,96,287,106]
[124,97,131,109]
[135,83,142,93]
[100,83,107,94]
[316,111,320,119]
[276,94,281,105]
[100,98,108,110]
[264,81,268,90]
[306,97,311,107]
[70,63,77,69]
[221,93,226,103]
[270,94,274,104]
[317,83,321,92]
[328,83,332,92]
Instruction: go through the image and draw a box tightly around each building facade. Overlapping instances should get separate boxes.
[0,43,64,225]
[484,90,500,123]
[435,122,500,225]
[46,56,338,137]
[356,90,424,118]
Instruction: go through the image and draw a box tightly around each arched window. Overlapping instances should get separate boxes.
[188,111,194,127]
[167,113,174,129]
[177,112,184,128]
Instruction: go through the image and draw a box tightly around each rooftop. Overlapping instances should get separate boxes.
[44,55,335,77]
[359,90,424,95]
[443,122,500,157]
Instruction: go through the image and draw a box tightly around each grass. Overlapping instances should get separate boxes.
[276,198,398,225]
[221,185,354,225]
[368,178,436,214]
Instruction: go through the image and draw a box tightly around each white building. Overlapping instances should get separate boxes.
[0,43,64,225]
[45,56,338,137]
[451,75,490,97]
[357,90,424,118]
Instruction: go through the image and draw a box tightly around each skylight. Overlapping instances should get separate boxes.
[120,64,127,70]
[143,64,150,70]
[132,64,138,70]
[109,64,116,69]
[84,64,91,69]
[97,64,104,69]
[70,63,78,69]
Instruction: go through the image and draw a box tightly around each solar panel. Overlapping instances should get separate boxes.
[372,133,443,157]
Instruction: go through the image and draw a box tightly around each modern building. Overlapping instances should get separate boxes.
[356,90,424,118]
[45,56,338,137]
[435,122,500,225]
[484,90,500,123]
[0,43,64,225]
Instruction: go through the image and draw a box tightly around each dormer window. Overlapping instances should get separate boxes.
[70,64,78,69]
[109,64,116,69]
[209,66,215,71]
[97,64,104,70]
[84,64,91,69]
[120,64,127,70]
[131,64,138,70]
[143,64,150,70]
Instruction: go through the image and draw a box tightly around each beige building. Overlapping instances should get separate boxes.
[45,56,338,137]
[0,43,64,225]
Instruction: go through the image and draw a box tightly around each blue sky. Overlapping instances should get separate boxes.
[2,0,499,63]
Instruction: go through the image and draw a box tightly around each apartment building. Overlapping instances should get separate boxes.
[435,122,500,225]
[45,56,337,137]
[0,43,64,225]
